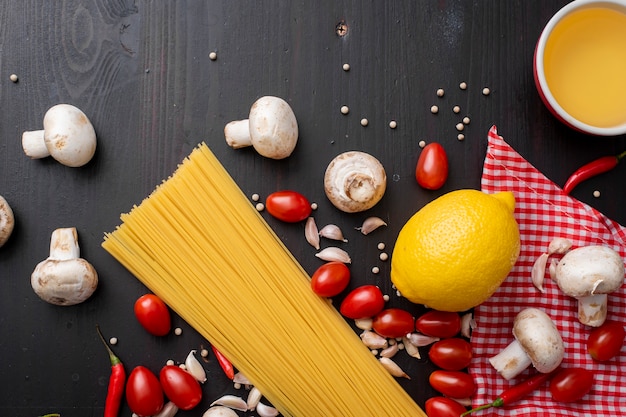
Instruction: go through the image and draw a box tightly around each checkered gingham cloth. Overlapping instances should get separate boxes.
[470,126,626,416]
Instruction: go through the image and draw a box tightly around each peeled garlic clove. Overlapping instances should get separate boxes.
[305,217,320,250]
[406,332,440,347]
[246,386,263,410]
[360,330,389,349]
[380,343,399,358]
[379,357,410,379]
[356,216,387,235]
[548,237,573,255]
[154,402,179,417]
[460,312,476,339]
[210,395,248,411]
[315,246,351,263]
[532,253,549,293]
[354,317,373,330]
[402,336,421,359]
[256,402,279,417]
[548,258,558,281]
[185,349,207,383]
[319,224,348,242]
[233,372,251,385]
[202,406,239,417]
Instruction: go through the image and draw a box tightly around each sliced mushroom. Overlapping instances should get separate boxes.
[224,96,298,159]
[0,195,15,247]
[22,104,97,167]
[31,227,98,306]
[554,245,624,327]
[324,151,387,213]
[489,308,564,380]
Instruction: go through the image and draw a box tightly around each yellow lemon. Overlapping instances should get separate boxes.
[390,189,520,312]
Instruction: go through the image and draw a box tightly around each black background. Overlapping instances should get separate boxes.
[1,1,625,416]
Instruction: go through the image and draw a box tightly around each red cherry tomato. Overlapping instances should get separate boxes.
[126,366,164,417]
[429,370,476,398]
[265,190,312,223]
[416,310,461,339]
[134,294,171,336]
[311,261,351,297]
[415,142,449,190]
[587,321,625,361]
[339,285,386,319]
[159,365,203,410]
[372,308,415,338]
[424,396,467,417]
[549,368,594,402]
[428,338,472,371]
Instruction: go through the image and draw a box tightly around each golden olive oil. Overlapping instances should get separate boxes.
[544,7,626,128]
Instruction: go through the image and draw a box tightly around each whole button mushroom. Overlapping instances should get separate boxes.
[324,151,387,213]
[224,96,298,159]
[554,245,624,327]
[0,195,15,248]
[489,308,564,380]
[31,227,98,306]
[22,104,97,167]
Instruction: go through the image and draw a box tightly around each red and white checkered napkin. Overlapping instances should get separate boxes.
[470,126,626,416]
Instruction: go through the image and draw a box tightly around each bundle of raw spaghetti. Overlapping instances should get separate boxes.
[103,143,426,417]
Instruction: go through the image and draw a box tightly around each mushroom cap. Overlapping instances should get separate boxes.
[512,307,564,373]
[31,258,98,306]
[0,195,15,248]
[43,104,97,167]
[324,151,387,213]
[555,245,625,297]
[248,96,298,159]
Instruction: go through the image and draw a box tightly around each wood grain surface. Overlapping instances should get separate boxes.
[1,1,625,416]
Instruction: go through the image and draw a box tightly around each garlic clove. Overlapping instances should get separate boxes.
[202,406,239,417]
[256,402,279,417]
[305,217,320,250]
[405,332,440,347]
[319,224,348,242]
[356,216,387,235]
[184,349,207,383]
[246,386,263,411]
[210,395,248,411]
[154,401,179,417]
[354,317,373,331]
[548,258,558,281]
[460,312,476,339]
[233,372,251,385]
[380,343,400,358]
[315,247,351,263]
[379,357,410,379]
[531,253,549,293]
[548,237,573,255]
[360,330,388,349]
[402,336,421,359]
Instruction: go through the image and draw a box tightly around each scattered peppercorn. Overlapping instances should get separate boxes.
[463,116,471,125]
[209,51,217,60]
[436,88,445,97]
[343,63,350,71]
[10,74,18,83]
[457,134,465,141]
[430,105,439,114]
[341,106,350,115]
[459,82,467,90]
[593,190,601,198]
[389,120,397,129]
[419,140,426,148]
[453,106,460,114]
[360,118,369,127]
[482,87,491,96]
[456,123,465,131]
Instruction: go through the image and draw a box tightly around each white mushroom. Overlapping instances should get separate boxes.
[224,96,298,159]
[0,195,15,247]
[554,245,624,327]
[31,227,98,306]
[324,151,387,213]
[22,104,97,167]
[489,308,564,380]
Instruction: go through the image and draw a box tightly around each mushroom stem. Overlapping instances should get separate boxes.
[488,339,532,380]
[49,227,81,260]
[224,120,252,149]
[578,293,608,327]
[22,130,50,159]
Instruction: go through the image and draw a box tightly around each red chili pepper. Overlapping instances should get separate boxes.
[96,325,126,417]
[461,371,555,416]
[212,345,235,380]
[562,150,626,195]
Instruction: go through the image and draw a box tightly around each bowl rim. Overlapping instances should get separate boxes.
[534,0,626,136]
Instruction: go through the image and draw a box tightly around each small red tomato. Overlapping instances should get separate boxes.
[416,310,461,339]
[587,321,625,361]
[415,142,449,190]
[311,261,351,297]
[134,294,171,336]
[126,366,164,417]
[428,338,472,371]
[372,308,415,338]
[159,365,203,410]
[339,285,386,319]
[265,190,312,223]
[429,370,476,398]
[424,396,467,417]
[550,367,594,402]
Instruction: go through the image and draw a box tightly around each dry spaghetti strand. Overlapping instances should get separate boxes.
[103,143,426,417]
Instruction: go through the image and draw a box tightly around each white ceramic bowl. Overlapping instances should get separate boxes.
[534,0,626,136]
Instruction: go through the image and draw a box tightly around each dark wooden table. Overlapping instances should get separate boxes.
[2,1,626,416]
